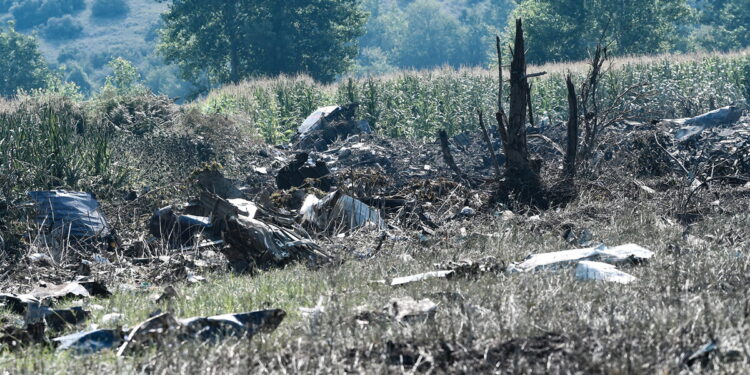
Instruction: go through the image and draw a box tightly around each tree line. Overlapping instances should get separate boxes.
[1,0,749,98]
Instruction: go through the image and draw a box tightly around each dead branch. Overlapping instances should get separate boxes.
[477,110,502,178]
[495,35,509,154]
[564,74,579,178]
[438,130,470,187]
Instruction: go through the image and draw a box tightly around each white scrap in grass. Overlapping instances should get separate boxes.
[508,243,653,273]
[386,296,437,321]
[101,313,124,325]
[575,261,637,284]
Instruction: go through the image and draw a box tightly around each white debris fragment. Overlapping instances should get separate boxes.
[508,243,653,272]
[386,296,437,321]
[386,271,454,286]
[575,261,637,284]
[101,313,124,325]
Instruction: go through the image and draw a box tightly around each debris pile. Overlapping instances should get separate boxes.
[2,102,747,360]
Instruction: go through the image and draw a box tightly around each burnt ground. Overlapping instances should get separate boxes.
[0,108,749,373]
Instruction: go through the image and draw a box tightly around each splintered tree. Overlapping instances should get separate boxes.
[495,19,545,205]
[494,19,580,206]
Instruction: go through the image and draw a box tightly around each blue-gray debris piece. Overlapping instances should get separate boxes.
[179,309,287,343]
[54,329,123,354]
[28,191,110,238]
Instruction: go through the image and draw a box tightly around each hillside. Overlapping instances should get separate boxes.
[0,0,185,96]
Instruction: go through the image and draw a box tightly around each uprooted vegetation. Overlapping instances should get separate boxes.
[0,25,750,373]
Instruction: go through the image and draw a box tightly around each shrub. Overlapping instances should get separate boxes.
[91,0,129,19]
[41,15,83,41]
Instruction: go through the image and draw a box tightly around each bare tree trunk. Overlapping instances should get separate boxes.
[500,19,544,202]
[224,0,241,84]
[564,75,579,178]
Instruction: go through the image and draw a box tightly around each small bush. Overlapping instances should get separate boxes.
[91,0,129,19]
[41,15,83,41]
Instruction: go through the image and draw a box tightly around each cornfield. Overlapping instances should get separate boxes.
[199,50,750,143]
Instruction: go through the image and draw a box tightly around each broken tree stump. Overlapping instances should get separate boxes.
[496,19,546,205]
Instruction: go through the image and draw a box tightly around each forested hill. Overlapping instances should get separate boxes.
[0,0,748,98]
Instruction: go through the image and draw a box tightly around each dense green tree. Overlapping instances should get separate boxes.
[0,22,50,97]
[41,15,83,40]
[396,0,465,68]
[512,0,693,64]
[10,0,86,29]
[357,0,514,72]
[158,0,367,85]
[698,0,750,50]
[91,0,130,19]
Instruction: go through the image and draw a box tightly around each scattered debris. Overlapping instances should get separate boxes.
[222,212,332,272]
[0,293,41,314]
[25,304,90,331]
[376,271,454,287]
[301,191,385,232]
[0,322,48,351]
[116,309,285,356]
[101,313,124,325]
[665,106,743,141]
[575,261,637,284]
[508,243,654,272]
[386,296,437,321]
[116,312,180,356]
[276,152,333,190]
[179,309,286,343]
[27,190,111,239]
[54,329,124,354]
[435,257,504,278]
[293,103,362,151]
[684,340,717,368]
[150,206,213,247]
[30,281,110,302]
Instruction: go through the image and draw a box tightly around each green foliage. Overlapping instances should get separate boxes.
[512,0,694,64]
[741,61,750,105]
[102,57,147,96]
[10,0,85,29]
[40,15,83,40]
[0,98,129,195]
[158,0,367,86]
[0,22,50,97]
[358,0,514,71]
[91,0,129,19]
[698,0,750,51]
[199,53,749,142]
